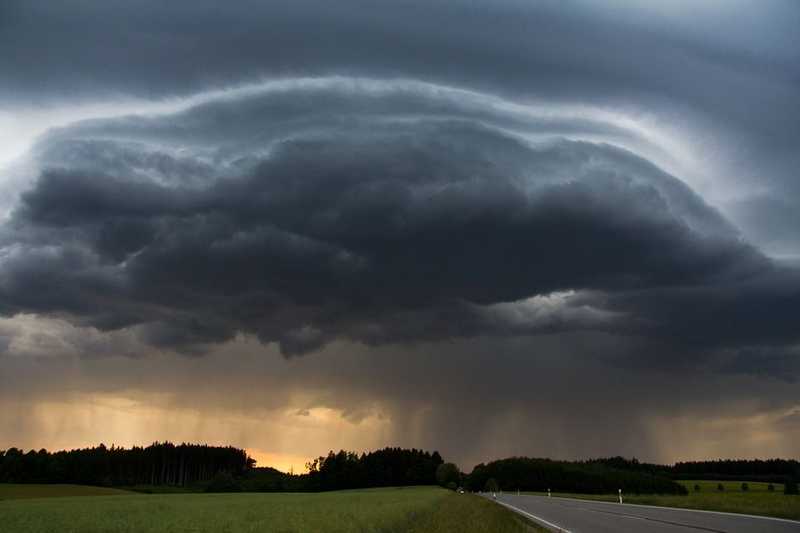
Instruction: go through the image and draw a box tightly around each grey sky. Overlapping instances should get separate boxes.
[0,0,798,466]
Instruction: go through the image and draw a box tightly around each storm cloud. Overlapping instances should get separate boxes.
[1,80,788,360]
[1,1,798,465]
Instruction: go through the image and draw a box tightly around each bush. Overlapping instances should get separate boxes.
[741,482,749,491]
[447,481,458,491]
[205,471,241,493]
[436,463,461,488]
[785,479,799,495]
[768,483,775,492]
[717,483,724,492]
[693,484,700,492]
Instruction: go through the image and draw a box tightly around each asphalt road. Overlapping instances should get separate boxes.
[485,493,800,533]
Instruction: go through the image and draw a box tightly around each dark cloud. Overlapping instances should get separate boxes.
[0,83,796,371]
[1,0,799,462]
[717,345,800,383]
[4,2,798,249]
[733,193,800,257]
[3,2,798,111]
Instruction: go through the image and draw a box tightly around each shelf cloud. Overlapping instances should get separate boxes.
[1,0,798,466]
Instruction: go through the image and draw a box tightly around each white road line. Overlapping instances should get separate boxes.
[495,499,573,533]
[539,495,800,525]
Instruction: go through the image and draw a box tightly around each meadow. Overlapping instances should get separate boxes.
[0,484,133,500]
[0,485,544,533]
[525,480,799,520]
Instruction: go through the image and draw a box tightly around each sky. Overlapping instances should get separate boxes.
[1,0,799,473]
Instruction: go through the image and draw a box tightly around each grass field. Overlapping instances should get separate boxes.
[0,486,544,533]
[681,480,784,493]
[524,480,800,520]
[0,484,132,500]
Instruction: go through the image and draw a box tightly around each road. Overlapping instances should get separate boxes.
[485,493,800,533]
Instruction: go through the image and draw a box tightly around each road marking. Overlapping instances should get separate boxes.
[538,495,800,525]
[494,499,573,533]
[583,506,729,533]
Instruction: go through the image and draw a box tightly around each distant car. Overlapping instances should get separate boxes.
[458,487,465,494]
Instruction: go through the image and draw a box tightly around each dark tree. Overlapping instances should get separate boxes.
[436,463,461,488]
[205,471,242,492]
[465,457,685,495]
[673,459,800,483]
[305,447,443,491]
[0,443,252,487]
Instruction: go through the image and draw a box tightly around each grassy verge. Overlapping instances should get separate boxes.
[0,483,132,500]
[0,486,545,533]
[407,491,544,532]
[523,480,799,521]
[126,483,203,494]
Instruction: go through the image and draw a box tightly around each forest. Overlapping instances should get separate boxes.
[239,448,444,492]
[464,457,800,494]
[672,459,800,483]
[2,444,798,494]
[465,457,687,494]
[0,443,252,487]
[0,444,443,492]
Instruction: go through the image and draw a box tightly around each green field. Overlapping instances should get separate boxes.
[0,486,544,533]
[681,479,783,493]
[0,484,133,500]
[524,480,799,520]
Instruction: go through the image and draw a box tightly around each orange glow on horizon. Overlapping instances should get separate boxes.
[246,449,311,474]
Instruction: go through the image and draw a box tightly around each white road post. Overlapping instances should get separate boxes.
[618,488,623,504]
[547,488,551,497]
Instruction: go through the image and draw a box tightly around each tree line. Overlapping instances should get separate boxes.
[672,459,800,483]
[2,443,797,495]
[239,448,444,492]
[0,444,443,492]
[0,443,253,487]
[461,456,800,494]
[306,448,443,490]
[465,457,687,494]
[586,457,800,483]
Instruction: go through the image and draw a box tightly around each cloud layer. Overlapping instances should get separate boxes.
[2,80,792,363]
[1,1,799,464]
